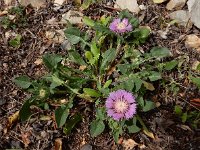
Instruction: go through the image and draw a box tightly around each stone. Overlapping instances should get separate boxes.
[190,0,200,29]
[187,0,196,12]
[114,0,140,14]
[80,144,92,150]
[185,34,200,51]
[19,0,46,8]
[166,0,186,10]
[168,10,192,28]
[61,10,83,24]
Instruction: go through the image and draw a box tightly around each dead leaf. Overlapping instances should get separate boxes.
[55,138,62,150]
[192,61,200,71]
[138,144,147,149]
[21,132,31,147]
[0,10,8,16]
[143,81,155,91]
[143,129,155,139]
[153,0,168,4]
[190,98,200,108]
[54,0,66,5]
[79,65,87,71]
[122,139,138,150]
[19,0,46,9]
[34,58,43,65]
[178,124,193,131]
[7,111,19,129]
[185,34,200,51]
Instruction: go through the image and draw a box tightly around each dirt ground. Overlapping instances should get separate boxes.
[0,0,200,149]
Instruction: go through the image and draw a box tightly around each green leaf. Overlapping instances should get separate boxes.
[9,34,21,48]
[91,41,100,61]
[63,114,82,134]
[64,27,81,44]
[85,51,95,65]
[83,16,95,27]
[83,88,101,97]
[81,0,93,10]
[68,50,86,65]
[150,47,171,58]
[96,107,106,120]
[142,100,156,112]
[103,80,112,88]
[165,60,178,70]
[55,105,69,128]
[139,27,151,39]
[19,98,34,121]
[126,117,141,133]
[148,71,162,81]
[189,76,200,88]
[42,53,62,71]
[13,76,32,89]
[181,112,188,123]
[174,105,182,116]
[132,77,143,92]
[100,48,116,72]
[90,119,105,137]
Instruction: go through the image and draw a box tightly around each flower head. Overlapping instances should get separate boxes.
[106,90,137,121]
[109,18,132,33]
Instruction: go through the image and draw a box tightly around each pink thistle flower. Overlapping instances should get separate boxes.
[109,18,132,33]
[106,90,137,121]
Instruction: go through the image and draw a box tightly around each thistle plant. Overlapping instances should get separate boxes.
[14,10,176,141]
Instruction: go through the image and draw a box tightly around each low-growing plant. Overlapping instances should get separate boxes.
[14,10,181,141]
[0,6,27,29]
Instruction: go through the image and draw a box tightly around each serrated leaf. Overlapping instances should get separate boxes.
[90,119,105,137]
[149,71,162,81]
[85,51,95,65]
[96,107,106,120]
[91,41,100,61]
[83,16,95,27]
[83,88,101,97]
[63,114,82,134]
[43,53,62,71]
[13,76,32,89]
[189,76,200,88]
[143,100,156,112]
[165,60,178,70]
[103,80,112,88]
[64,27,81,44]
[68,50,86,65]
[126,117,141,133]
[100,48,116,72]
[150,47,171,58]
[55,105,69,128]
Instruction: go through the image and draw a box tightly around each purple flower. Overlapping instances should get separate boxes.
[109,18,132,33]
[106,90,137,121]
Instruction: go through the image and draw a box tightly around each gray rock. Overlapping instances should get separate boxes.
[61,10,83,24]
[81,144,92,150]
[187,0,196,12]
[114,0,140,14]
[190,0,200,29]
[168,10,192,28]
[166,0,186,10]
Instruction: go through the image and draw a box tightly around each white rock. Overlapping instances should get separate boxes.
[168,10,192,28]
[61,10,83,24]
[166,0,186,10]
[19,0,46,8]
[114,0,140,14]
[190,0,200,29]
